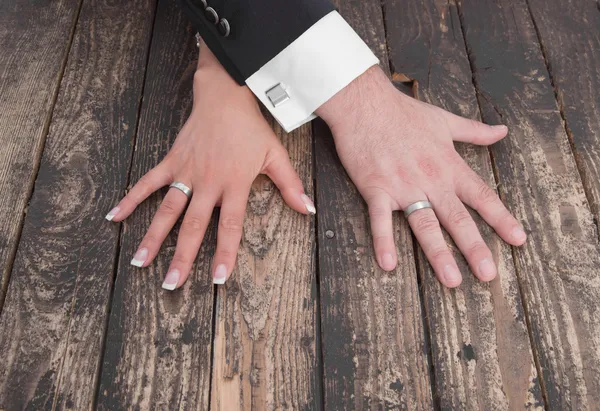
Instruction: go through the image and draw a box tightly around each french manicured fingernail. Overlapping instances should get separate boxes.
[300,194,316,215]
[162,269,179,291]
[512,226,527,244]
[381,253,395,271]
[105,206,120,221]
[130,247,148,267]
[213,264,227,285]
[492,124,508,130]
[443,264,461,285]
[478,258,497,280]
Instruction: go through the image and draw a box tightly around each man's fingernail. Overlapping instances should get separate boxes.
[381,253,395,271]
[130,247,148,267]
[478,258,497,280]
[105,206,120,221]
[213,264,227,285]
[162,269,180,291]
[443,264,461,285]
[300,194,316,215]
[512,226,527,244]
[492,124,508,130]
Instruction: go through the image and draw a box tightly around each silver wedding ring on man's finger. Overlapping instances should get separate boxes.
[404,200,433,218]
[169,181,193,199]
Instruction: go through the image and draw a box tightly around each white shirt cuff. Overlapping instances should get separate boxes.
[245,11,379,133]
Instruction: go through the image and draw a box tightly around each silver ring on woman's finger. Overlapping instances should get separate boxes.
[169,181,193,199]
[404,200,433,218]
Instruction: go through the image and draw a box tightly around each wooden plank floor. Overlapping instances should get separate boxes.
[0,0,599,409]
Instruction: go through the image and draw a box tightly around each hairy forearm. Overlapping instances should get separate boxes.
[315,65,396,133]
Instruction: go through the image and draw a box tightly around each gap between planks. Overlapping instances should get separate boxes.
[0,0,85,315]
[379,0,446,407]
[453,3,550,409]
[524,0,600,242]
[92,0,161,407]
[310,121,327,411]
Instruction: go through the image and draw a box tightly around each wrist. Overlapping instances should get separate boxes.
[193,39,245,94]
[315,65,396,133]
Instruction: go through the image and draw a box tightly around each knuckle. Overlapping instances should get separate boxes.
[372,235,393,248]
[417,157,441,179]
[430,246,451,262]
[183,215,206,232]
[170,254,189,267]
[475,181,499,206]
[219,216,243,234]
[369,205,389,219]
[158,199,180,216]
[469,119,484,130]
[466,241,488,258]
[411,212,439,234]
[496,209,515,226]
[447,207,473,228]
[216,248,237,260]
[137,172,154,188]
[142,232,159,246]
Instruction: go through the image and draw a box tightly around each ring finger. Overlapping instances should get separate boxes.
[403,193,462,287]
[432,191,497,282]
[162,191,217,290]
[130,184,191,267]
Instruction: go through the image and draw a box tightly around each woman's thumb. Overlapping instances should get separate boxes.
[263,147,315,215]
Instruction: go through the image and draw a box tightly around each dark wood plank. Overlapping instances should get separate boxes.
[96,1,215,409]
[526,0,600,218]
[458,0,600,408]
[210,121,318,410]
[383,0,543,408]
[0,0,82,308]
[0,0,156,409]
[315,1,434,409]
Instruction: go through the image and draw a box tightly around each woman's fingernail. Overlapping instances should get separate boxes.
[512,226,527,244]
[300,194,316,215]
[381,253,395,271]
[213,264,227,285]
[478,258,497,280]
[130,247,148,267]
[443,264,461,285]
[162,269,180,291]
[492,124,508,130]
[105,206,120,221]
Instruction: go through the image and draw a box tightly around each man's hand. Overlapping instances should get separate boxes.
[316,66,526,288]
[105,43,314,288]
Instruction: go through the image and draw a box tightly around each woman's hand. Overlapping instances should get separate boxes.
[105,43,314,289]
[316,66,526,288]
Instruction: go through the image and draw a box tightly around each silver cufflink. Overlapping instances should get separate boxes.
[266,83,290,107]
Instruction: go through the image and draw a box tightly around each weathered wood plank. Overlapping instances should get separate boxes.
[382,0,543,409]
[0,0,156,409]
[526,0,600,219]
[0,0,82,309]
[209,122,319,410]
[96,1,215,409]
[314,1,434,409]
[458,0,600,408]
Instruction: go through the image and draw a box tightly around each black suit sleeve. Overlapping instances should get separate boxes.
[179,0,336,84]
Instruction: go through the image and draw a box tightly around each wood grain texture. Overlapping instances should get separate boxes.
[96,1,215,409]
[0,0,82,309]
[383,0,543,409]
[0,0,156,409]
[458,0,600,408]
[525,0,600,217]
[315,1,434,409]
[210,119,319,410]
